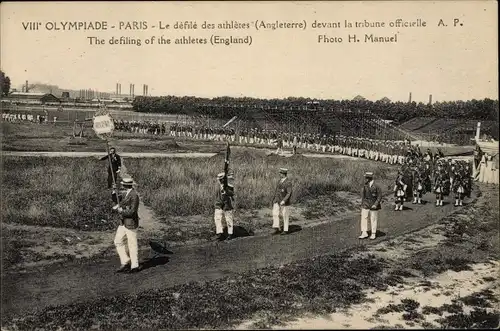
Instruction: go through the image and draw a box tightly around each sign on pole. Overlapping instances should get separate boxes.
[93,114,115,136]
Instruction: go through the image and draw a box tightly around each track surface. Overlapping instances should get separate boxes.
[1,191,474,320]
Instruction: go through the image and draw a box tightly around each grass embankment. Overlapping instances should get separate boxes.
[4,184,497,330]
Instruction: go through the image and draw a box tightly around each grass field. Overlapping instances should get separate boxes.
[2,152,394,228]
[2,157,116,230]
[124,150,394,217]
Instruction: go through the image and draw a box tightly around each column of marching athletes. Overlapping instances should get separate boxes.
[100,137,474,274]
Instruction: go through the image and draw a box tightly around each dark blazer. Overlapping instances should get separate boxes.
[100,153,121,173]
[361,182,382,210]
[273,178,292,206]
[120,189,140,229]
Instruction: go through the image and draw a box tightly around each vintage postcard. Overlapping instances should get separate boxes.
[1,1,498,330]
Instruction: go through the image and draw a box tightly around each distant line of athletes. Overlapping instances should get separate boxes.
[2,112,53,124]
[3,114,442,168]
[101,144,472,274]
[114,121,428,165]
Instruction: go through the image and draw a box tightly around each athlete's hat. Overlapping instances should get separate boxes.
[120,177,135,186]
[279,168,288,174]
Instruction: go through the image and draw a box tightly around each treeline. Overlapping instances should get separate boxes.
[132,96,499,124]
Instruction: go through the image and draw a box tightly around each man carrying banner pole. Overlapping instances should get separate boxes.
[213,142,236,241]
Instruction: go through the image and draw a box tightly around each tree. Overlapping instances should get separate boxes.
[0,71,11,96]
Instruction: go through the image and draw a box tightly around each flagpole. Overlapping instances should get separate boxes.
[106,137,120,205]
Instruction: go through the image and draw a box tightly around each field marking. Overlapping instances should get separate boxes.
[2,151,217,158]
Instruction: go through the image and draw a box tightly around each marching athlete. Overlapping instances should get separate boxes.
[272,168,293,235]
[113,177,141,273]
[214,172,235,241]
[359,172,382,240]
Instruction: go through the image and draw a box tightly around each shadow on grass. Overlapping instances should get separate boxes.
[288,224,303,234]
[369,230,387,238]
[141,255,170,271]
[217,225,255,240]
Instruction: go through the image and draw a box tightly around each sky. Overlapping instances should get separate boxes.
[1,1,498,103]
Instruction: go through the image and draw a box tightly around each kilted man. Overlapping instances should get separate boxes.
[412,168,424,204]
[359,172,382,240]
[434,170,447,206]
[393,172,407,211]
[272,168,293,235]
[100,147,122,188]
[214,172,235,241]
[452,170,466,206]
[113,177,141,273]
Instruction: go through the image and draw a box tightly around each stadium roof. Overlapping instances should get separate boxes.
[9,92,47,96]
[6,92,60,101]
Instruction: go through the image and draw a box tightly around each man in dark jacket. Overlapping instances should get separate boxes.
[359,172,383,240]
[272,168,293,235]
[113,177,141,273]
[214,172,235,241]
[100,147,122,188]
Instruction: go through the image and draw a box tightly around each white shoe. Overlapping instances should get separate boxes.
[418,199,422,204]
[394,206,399,211]
[459,201,463,206]
[436,201,439,206]
[359,232,369,239]
[440,200,443,206]
[399,205,404,211]
[370,234,376,240]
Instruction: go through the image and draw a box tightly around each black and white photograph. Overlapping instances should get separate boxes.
[1,1,498,329]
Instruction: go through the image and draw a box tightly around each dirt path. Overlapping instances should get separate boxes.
[1,151,217,158]
[1,190,476,321]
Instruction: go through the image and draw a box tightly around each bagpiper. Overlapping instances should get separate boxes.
[393,171,407,211]
[412,166,424,204]
[433,164,449,206]
[452,169,466,206]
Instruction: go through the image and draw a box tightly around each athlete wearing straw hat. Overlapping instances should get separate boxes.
[214,172,235,241]
[272,168,293,235]
[359,172,382,240]
[114,177,141,273]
